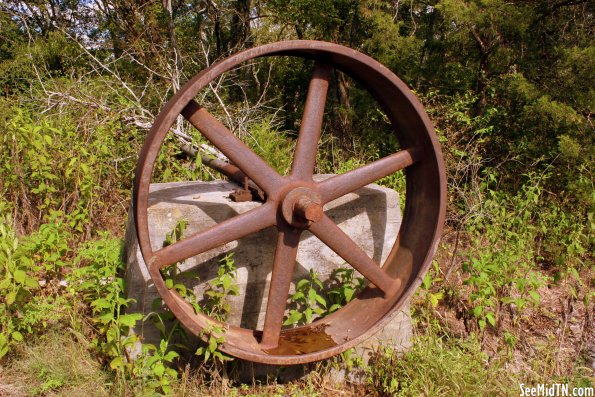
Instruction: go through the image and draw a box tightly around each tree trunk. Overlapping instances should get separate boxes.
[470,29,492,117]
[163,0,181,92]
[230,0,251,50]
[336,72,352,138]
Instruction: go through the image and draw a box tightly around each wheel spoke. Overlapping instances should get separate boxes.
[291,62,332,181]
[152,202,276,269]
[260,226,302,349]
[318,148,419,203]
[182,100,284,195]
[309,215,400,296]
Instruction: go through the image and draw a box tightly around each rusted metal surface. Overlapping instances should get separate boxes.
[199,157,266,202]
[228,176,253,202]
[200,155,245,183]
[281,187,323,227]
[133,40,446,365]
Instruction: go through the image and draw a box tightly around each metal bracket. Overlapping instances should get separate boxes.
[200,154,266,202]
[229,177,253,202]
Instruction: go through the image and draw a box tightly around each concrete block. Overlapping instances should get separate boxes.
[124,177,411,370]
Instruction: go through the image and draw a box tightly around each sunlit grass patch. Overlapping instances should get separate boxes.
[5,331,111,396]
[367,334,517,397]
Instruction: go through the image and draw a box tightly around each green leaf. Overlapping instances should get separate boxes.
[0,343,8,359]
[314,293,327,308]
[208,337,218,352]
[472,306,483,318]
[486,312,496,327]
[96,312,114,323]
[142,343,157,354]
[91,298,112,309]
[422,273,432,290]
[528,290,541,303]
[313,277,323,289]
[119,313,142,328]
[429,292,443,308]
[153,363,165,377]
[173,283,186,295]
[0,278,11,289]
[0,332,8,355]
[109,356,124,370]
[165,367,177,377]
[283,310,302,325]
[305,308,312,323]
[25,276,39,289]
[308,288,317,304]
[296,279,309,290]
[13,269,26,284]
[221,274,232,290]
[6,291,16,305]
[344,287,355,302]
[11,331,23,342]
[159,339,168,353]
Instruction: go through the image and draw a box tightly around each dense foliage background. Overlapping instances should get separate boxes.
[0,1,593,395]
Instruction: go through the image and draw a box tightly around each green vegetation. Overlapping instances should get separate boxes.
[368,334,517,397]
[284,267,365,326]
[0,0,593,395]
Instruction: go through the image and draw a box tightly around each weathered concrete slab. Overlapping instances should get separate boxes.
[124,177,411,370]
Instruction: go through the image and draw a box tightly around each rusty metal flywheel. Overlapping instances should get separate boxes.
[133,40,446,365]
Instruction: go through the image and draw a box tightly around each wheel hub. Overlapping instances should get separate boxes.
[281,187,323,228]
